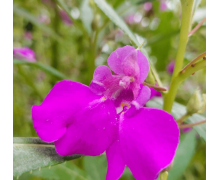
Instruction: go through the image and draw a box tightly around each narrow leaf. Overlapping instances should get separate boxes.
[24,161,91,180]
[83,155,107,180]
[80,0,93,34]
[13,137,81,177]
[13,59,68,80]
[146,97,206,141]
[168,130,197,180]
[93,0,139,46]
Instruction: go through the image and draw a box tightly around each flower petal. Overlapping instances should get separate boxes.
[54,99,118,156]
[119,108,179,180]
[114,89,134,107]
[137,50,149,83]
[106,140,125,180]
[107,45,149,83]
[90,65,112,95]
[149,87,162,99]
[107,45,135,75]
[134,84,151,106]
[32,80,101,143]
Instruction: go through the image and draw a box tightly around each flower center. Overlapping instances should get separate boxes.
[119,76,134,89]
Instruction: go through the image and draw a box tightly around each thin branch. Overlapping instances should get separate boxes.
[188,17,206,36]
[142,82,167,92]
[176,113,190,124]
[180,52,206,74]
[179,120,206,129]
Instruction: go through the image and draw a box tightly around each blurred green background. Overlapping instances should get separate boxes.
[13,0,206,179]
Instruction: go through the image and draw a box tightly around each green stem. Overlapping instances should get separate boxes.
[17,66,43,100]
[51,6,60,85]
[176,113,191,124]
[164,59,206,112]
[163,0,195,113]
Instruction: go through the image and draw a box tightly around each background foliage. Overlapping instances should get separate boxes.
[13,0,206,179]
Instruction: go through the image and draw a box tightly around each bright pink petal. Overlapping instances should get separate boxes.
[107,45,149,83]
[137,50,149,83]
[106,139,125,180]
[119,108,179,180]
[32,80,101,142]
[107,45,135,75]
[92,65,112,82]
[90,65,112,95]
[54,99,118,156]
[135,84,151,106]
[149,87,162,99]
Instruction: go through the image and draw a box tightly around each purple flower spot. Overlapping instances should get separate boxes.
[166,61,175,75]
[13,47,36,62]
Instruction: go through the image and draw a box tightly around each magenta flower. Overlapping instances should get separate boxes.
[13,47,36,62]
[166,61,175,75]
[32,45,179,180]
[59,10,73,26]
[90,46,150,106]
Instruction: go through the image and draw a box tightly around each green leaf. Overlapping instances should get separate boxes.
[13,137,81,177]
[93,0,139,46]
[168,130,197,180]
[13,59,68,80]
[25,161,91,180]
[192,0,202,17]
[146,97,206,141]
[80,0,93,34]
[83,155,107,180]
[13,4,62,42]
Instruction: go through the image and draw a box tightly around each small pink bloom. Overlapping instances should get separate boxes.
[144,2,153,11]
[125,14,135,24]
[160,2,167,11]
[13,47,36,62]
[166,61,175,74]
[38,14,50,24]
[24,31,32,40]
[182,127,193,133]
[59,10,73,26]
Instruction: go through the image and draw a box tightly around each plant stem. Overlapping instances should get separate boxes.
[179,120,206,129]
[176,113,190,124]
[180,52,206,74]
[164,59,206,112]
[188,17,206,36]
[163,0,195,113]
[142,82,167,92]
[17,66,43,100]
[55,0,89,37]
[51,6,60,85]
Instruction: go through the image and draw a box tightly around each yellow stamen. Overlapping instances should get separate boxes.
[121,102,130,108]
